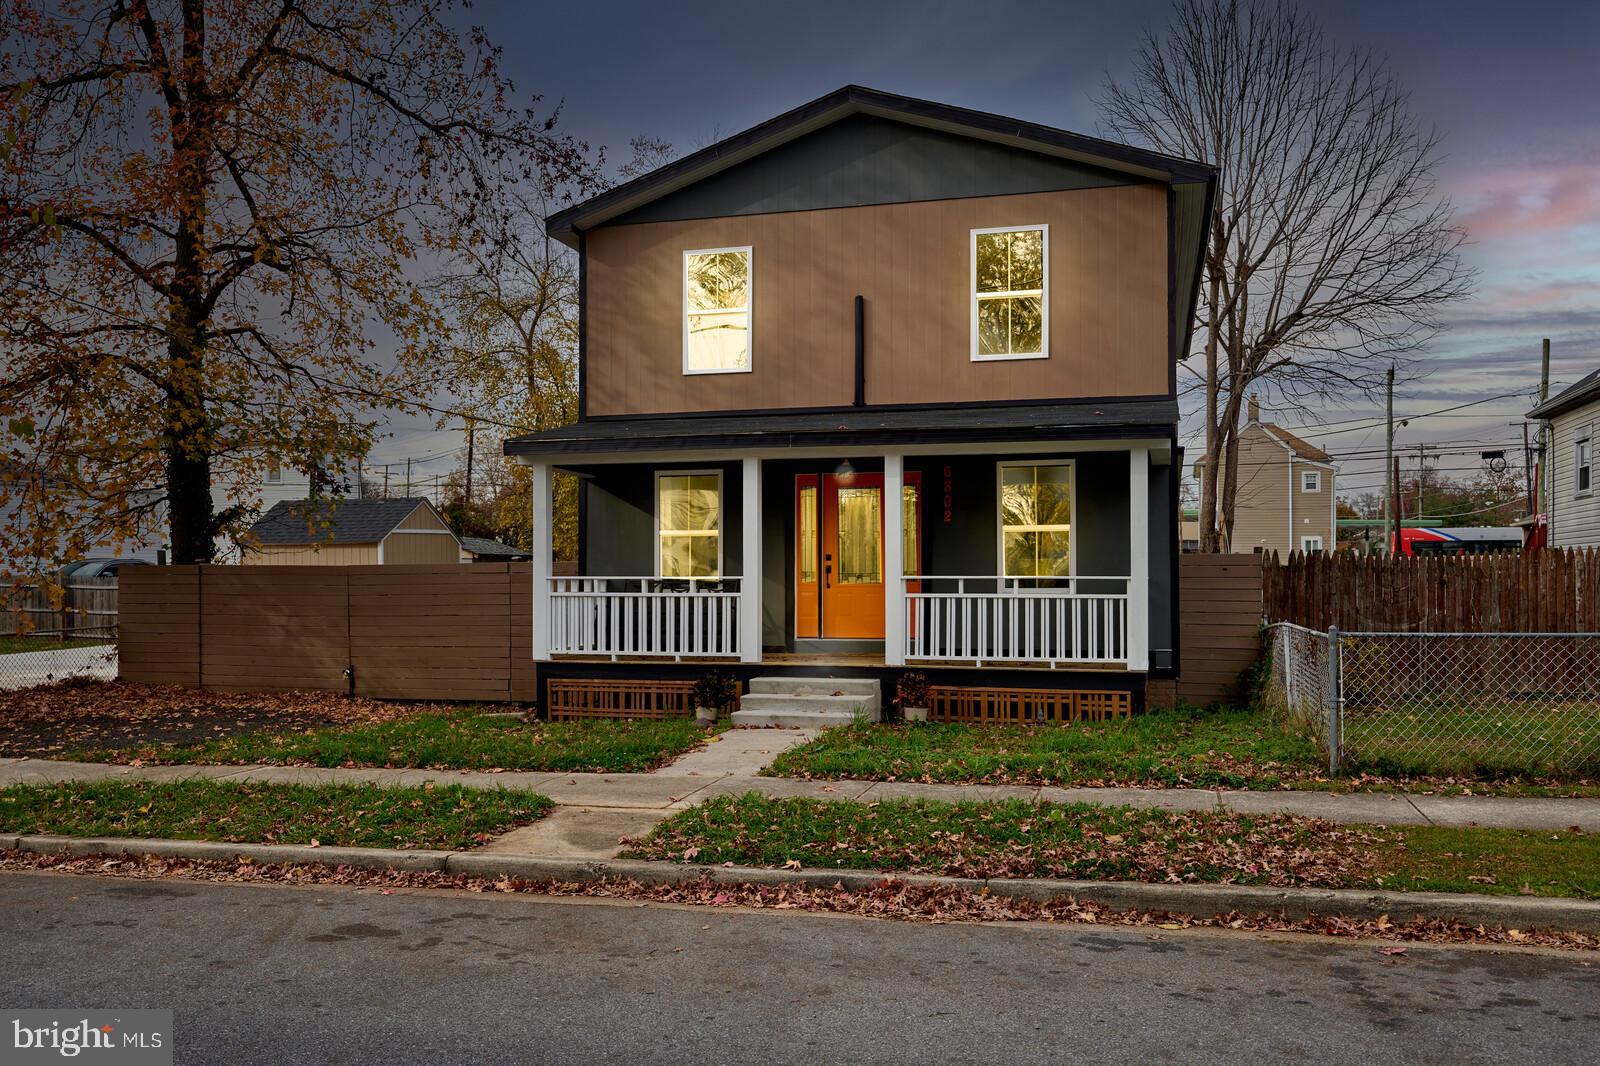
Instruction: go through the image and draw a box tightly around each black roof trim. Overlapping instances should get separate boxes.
[546,86,1216,245]
[1528,368,1600,420]
[503,400,1178,459]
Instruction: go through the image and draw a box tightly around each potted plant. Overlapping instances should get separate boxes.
[691,669,739,726]
[896,671,931,723]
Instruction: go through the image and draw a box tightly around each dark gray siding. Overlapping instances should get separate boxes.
[1148,459,1175,670]
[578,463,743,578]
[610,114,1136,227]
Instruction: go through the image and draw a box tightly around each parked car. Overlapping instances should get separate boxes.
[61,558,152,579]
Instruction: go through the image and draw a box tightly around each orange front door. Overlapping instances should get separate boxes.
[796,472,920,640]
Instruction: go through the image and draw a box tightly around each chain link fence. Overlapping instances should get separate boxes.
[0,627,118,690]
[1266,623,1600,777]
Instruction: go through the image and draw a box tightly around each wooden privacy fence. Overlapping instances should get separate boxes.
[1177,554,1263,704]
[119,564,534,702]
[1264,549,1600,632]
[2,576,118,637]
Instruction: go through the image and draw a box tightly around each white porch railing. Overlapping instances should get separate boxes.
[548,576,742,660]
[903,576,1129,667]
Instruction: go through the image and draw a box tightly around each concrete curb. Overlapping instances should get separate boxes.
[9,834,1600,934]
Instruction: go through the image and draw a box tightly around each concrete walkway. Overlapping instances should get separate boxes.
[3,748,1598,833]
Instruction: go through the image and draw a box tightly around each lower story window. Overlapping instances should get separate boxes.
[1300,535,1324,553]
[1000,462,1073,578]
[658,471,721,577]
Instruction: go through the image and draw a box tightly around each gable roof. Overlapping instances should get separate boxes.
[1260,423,1333,463]
[1528,368,1600,420]
[546,85,1215,245]
[1192,422,1334,470]
[247,497,445,546]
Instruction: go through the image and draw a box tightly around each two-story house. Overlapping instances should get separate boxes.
[505,87,1215,721]
[1195,396,1337,555]
[1530,368,1600,547]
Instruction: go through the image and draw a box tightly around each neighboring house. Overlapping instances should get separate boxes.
[460,536,532,563]
[241,497,460,565]
[1530,369,1600,547]
[502,86,1216,717]
[1179,507,1200,552]
[1195,397,1336,555]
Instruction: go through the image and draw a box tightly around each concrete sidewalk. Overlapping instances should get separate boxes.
[2,750,1598,831]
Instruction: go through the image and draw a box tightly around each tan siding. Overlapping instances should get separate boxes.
[1550,404,1600,547]
[585,184,1169,415]
[396,504,450,532]
[1207,426,1335,556]
[381,532,460,564]
[242,543,379,566]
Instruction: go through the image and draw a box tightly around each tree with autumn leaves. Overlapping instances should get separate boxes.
[0,0,591,566]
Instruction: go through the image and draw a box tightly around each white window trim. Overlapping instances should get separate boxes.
[1576,434,1593,499]
[654,468,724,578]
[682,246,753,377]
[1300,535,1324,553]
[1301,470,1322,493]
[995,459,1076,583]
[971,224,1049,363]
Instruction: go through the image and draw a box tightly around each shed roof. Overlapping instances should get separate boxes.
[460,536,531,560]
[248,498,439,546]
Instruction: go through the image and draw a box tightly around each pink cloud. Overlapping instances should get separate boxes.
[1456,163,1600,238]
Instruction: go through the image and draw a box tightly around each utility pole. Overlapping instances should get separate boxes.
[1384,364,1395,553]
[404,458,412,498]
[464,421,475,508]
[1538,337,1551,516]
[381,464,390,498]
[1415,443,1431,520]
[1522,421,1536,515]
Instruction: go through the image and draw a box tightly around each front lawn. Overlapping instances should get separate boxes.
[77,708,714,773]
[766,707,1324,789]
[765,706,1600,796]
[0,635,111,655]
[624,793,1600,899]
[0,780,552,850]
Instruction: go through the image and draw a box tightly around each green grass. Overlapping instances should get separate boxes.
[0,635,110,655]
[624,793,1600,899]
[74,710,715,773]
[0,779,552,850]
[1339,700,1600,780]
[766,706,1324,789]
[766,706,1600,795]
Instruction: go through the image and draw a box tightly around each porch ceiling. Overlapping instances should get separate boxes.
[503,399,1177,461]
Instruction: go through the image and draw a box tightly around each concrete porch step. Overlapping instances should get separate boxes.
[746,676,882,698]
[731,688,881,729]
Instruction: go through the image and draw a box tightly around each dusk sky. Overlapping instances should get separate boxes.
[384,0,1600,505]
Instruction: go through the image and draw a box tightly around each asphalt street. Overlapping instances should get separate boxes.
[2,871,1597,1064]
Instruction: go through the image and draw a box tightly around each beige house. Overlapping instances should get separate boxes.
[1196,398,1336,555]
[240,497,461,565]
[1530,368,1600,547]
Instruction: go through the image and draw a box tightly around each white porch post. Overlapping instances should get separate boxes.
[883,452,906,666]
[739,457,762,663]
[1127,447,1149,671]
[529,461,551,661]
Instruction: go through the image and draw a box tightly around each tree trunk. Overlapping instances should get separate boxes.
[1198,273,1223,552]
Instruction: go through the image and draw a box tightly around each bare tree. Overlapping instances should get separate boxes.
[1100,0,1473,550]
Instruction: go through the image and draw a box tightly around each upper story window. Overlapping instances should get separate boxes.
[1577,436,1593,497]
[683,247,752,375]
[999,461,1073,579]
[265,462,283,485]
[657,471,722,577]
[972,225,1048,361]
[1301,470,1322,493]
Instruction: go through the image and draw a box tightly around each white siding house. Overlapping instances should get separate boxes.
[1531,369,1600,547]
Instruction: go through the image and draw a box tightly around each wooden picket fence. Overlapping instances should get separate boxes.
[1263,549,1600,632]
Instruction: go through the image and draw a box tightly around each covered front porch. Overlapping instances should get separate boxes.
[516,427,1175,677]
